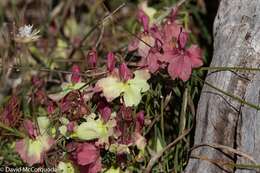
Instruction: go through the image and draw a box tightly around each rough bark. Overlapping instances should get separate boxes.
[185,0,260,173]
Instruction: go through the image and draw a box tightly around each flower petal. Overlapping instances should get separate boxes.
[178,30,188,49]
[96,76,124,102]
[187,45,203,68]
[129,70,150,91]
[74,119,107,141]
[168,55,192,81]
[37,116,50,135]
[77,143,99,166]
[163,22,181,42]
[87,49,98,68]
[71,65,81,83]
[107,52,116,72]
[123,70,150,106]
[138,9,149,32]
[147,52,160,73]
[123,86,142,107]
[138,35,155,58]
[57,161,75,173]
[15,135,54,166]
[128,38,139,52]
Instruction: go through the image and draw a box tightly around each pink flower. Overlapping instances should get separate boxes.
[164,30,203,81]
[128,32,155,58]
[71,65,81,83]
[169,7,178,22]
[162,22,181,45]
[128,10,155,59]
[140,48,161,73]
[98,101,112,123]
[67,121,76,132]
[107,52,116,72]
[131,7,203,81]
[15,136,54,166]
[33,90,47,105]
[23,120,38,139]
[116,106,133,145]
[31,76,44,88]
[47,101,56,115]
[138,9,149,32]
[60,91,90,120]
[77,143,100,165]
[0,96,21,127]
[135,111,144,133]
[119,63,133,81]
[178,29,189,49]
[68,142,102,173]
[87,50,98,68]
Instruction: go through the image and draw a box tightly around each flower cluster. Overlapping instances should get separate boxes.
[129,8,203,81]
[0,5,203,173]
[7,60,149,172]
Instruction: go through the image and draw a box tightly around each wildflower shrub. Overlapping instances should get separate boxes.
[0,1,205,173]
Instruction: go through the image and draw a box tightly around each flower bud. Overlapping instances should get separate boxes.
[71,65,81,83]
[119,63,132,81]
[87,50,98,68]
[138,9,149,32]
[107,52,116,72]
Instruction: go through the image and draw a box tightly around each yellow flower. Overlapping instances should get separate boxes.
[72,113,116,144]
[15,117,54,166]
[96,69,150,107]
[57,161,75,173]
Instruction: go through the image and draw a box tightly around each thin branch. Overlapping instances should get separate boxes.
[67,3,126,59]
[144,128,192,173]
[190,143,256,164]
[198,66,260,72]
[0,65,108,78]
[192,75,260,110]
[0,122,25,138]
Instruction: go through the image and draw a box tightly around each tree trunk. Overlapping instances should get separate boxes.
[185,0,260,173]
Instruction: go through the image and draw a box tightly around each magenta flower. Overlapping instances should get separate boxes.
[98,101,112,123]
[116,106,133,145]
[77,143,100,166]
[130,8,203,81]
[67,121,76,132]
[0,96,21,127]
[163,30,203,81]
[15,117,55,166]
[68,142,102,173]
[47,101,56,115]
[107,52,116,72]
[87,49,98,68]
[23,119,38,139]
[15,136,54,166]
[31,76,44,88]
[135,111,144,133]
[138,9,149,32]
[60,91,90,120]
[71,65,81,83]
[128,10,155,59]
[119,63,133,81]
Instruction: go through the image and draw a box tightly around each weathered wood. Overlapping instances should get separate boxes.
[185,0,260,173]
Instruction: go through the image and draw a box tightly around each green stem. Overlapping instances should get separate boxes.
[225,163,260,169]
[198,66,260,72]
[160,98,165,142]
[193,76,260,110]
[0,122,25,138]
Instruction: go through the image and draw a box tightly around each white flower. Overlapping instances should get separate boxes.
[15,24,40,43]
